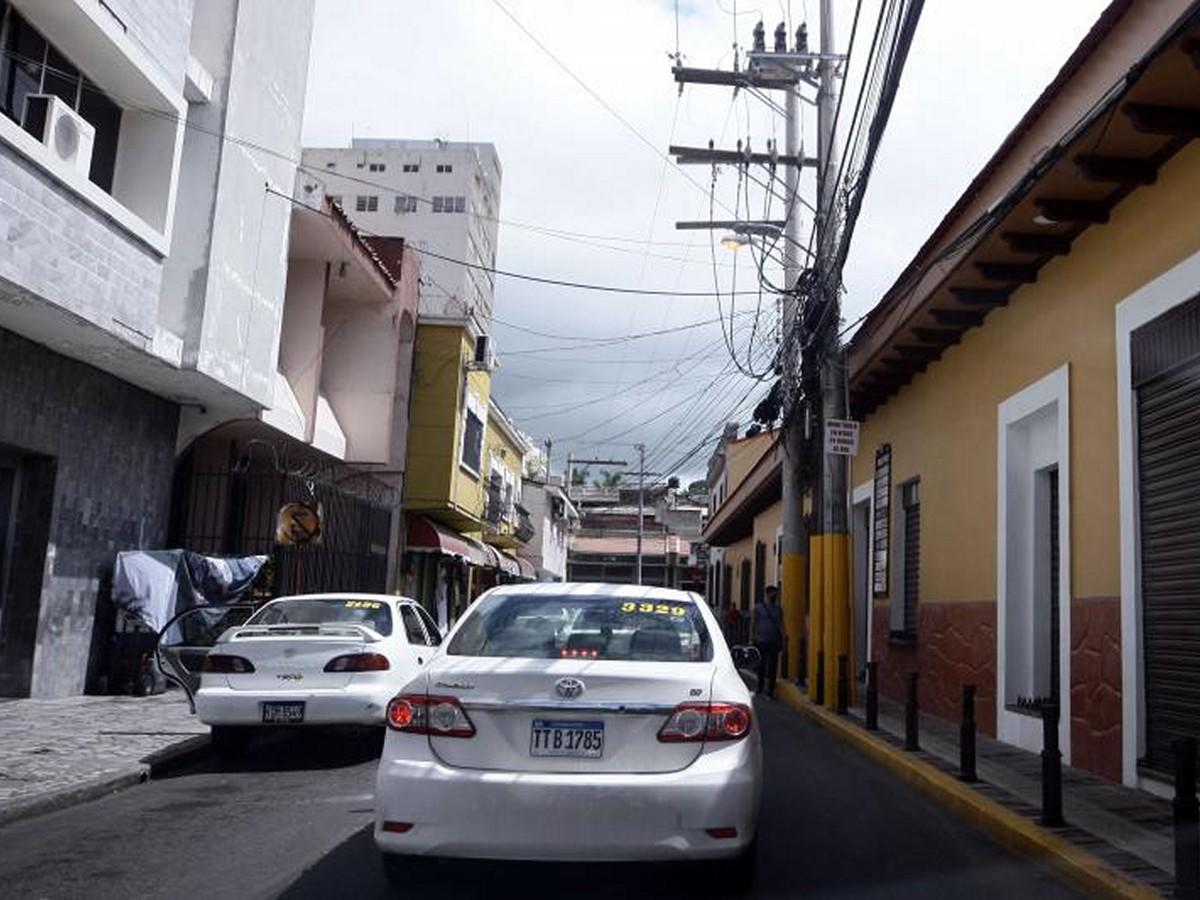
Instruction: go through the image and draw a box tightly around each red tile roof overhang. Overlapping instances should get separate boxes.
[848,1,1200,416]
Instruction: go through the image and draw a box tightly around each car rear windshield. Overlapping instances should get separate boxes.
[446,594,712,662]
[247,597,392,637]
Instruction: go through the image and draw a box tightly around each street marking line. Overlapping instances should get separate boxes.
[775,682,1160,900]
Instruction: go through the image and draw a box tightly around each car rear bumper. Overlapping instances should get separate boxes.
[195,684,392,726]
[374,732,762,861]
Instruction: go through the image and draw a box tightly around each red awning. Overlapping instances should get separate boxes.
[406,515,491,567]
[486,545,521,577]
[513,554,537,580]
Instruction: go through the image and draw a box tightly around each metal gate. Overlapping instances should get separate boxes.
[1134,295,1200,774]
[170,441,395,598]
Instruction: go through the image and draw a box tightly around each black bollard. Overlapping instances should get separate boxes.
[905,673,919,751]
[1174,737,1199,900]
[960,684,978,782]
[836,654,849,714]
[865,661,879,731]
[1040,703,1064,826]
[815,650,825,705]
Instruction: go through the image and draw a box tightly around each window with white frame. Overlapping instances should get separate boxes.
[402,163,419,172]
[460,392,485,476]
[355,195,378,212]
[368,162,385,172]
[394,194,418,214]
[437,163,453,173]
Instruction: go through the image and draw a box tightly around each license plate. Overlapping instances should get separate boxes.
[530,719,604,758]
[262,701,305,724]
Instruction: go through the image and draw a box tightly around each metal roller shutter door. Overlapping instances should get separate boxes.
[1137,356,1200,774]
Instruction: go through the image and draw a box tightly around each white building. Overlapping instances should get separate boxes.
[519,477,579,582]
[0,0,314,697]
[300,139,501,325]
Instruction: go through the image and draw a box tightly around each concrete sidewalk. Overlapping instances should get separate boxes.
[775,682,1173,898]
[0,690,208,826]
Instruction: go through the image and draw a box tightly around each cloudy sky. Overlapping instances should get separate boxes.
[302,0,1108,485]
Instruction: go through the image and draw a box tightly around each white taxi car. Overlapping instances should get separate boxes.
[374,583,762,881]
[196,593,440,755]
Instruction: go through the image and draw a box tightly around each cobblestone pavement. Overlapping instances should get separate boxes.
[0,690,207,823]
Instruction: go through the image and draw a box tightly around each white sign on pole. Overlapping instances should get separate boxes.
[825,418,860,456]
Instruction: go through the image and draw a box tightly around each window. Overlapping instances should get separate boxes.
[414,605,442,645]
[398,604,429,645]
[437,163,453,173]
[447,594,712,662]
[432,195,465,214]
[355,195,378,212]
[402,163,419,173]
[394,193,417,214]
[368,162,386,172]
[324,161,336,168]
[247,597,392,637]
[461,407,484,474]
[0,3,122,192]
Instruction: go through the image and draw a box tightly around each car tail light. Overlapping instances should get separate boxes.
[657,702,752,742]
[201,654,255,674]
[381,821,413,834]
[386,694,475,738]
[324,652,390,672]
[706,827,739,839]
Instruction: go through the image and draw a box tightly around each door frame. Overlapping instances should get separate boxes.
[1116,247,1200,788]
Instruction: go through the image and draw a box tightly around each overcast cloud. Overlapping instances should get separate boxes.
[302,0,1108,485]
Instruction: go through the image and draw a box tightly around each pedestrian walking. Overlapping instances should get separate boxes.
[753,586,785,697]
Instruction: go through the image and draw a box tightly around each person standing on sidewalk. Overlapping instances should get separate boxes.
[753,585,785,697]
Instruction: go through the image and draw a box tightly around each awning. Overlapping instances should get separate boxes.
[514,554,537,580]
[486,544,521,577]
[406,514,492,567]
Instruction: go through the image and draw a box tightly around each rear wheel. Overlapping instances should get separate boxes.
[210,725,253,759]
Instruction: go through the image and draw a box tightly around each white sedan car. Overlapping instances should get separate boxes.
[374,583,763,881]
[196,593,440,755]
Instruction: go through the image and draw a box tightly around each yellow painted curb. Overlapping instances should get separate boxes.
[775,682,1162,900]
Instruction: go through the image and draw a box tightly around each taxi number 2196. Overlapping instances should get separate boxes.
[619,601,686,617]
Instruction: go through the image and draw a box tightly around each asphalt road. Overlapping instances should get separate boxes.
[0,699,1081,899]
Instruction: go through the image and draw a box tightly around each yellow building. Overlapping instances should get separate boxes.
[837,1,1200,787]
[401,319,533,624]
[702,427,802,675]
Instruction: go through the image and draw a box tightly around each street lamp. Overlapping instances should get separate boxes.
[720,232,751,251]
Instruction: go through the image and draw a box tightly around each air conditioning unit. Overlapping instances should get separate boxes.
[23,95,95,176]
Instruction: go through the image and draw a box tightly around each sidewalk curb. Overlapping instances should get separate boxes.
[774,682,1161,900]
[0,734,209,828]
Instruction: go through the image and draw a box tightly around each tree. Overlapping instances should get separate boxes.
[594,470,623,488]
[571,466,589,486]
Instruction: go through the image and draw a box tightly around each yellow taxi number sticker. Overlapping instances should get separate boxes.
[343,600,382,609]
[620,601,686,617]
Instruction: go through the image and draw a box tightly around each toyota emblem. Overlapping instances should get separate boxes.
[555,677,585,699]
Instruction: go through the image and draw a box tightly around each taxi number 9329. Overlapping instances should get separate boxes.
[619,601,686,617]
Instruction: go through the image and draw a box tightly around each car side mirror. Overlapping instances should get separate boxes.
[731,645,761,669]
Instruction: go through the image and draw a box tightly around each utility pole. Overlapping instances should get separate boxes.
[635,443,646,585]
[813,0,848,708]
[673,6,845,701]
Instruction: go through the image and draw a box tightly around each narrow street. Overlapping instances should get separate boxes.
[0,700,1079,899]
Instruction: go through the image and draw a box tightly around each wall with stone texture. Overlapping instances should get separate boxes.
[0,329,178,698]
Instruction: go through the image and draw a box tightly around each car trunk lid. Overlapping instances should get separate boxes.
[218,623,372,690]
[424,656,714,773]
